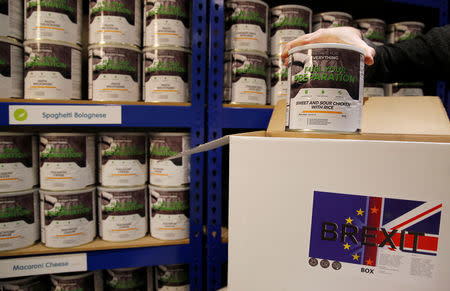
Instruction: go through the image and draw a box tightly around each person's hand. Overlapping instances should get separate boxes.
[281,27,376,66]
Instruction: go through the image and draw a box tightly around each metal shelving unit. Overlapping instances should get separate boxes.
[206,0,449,290]
[0,0,207,290]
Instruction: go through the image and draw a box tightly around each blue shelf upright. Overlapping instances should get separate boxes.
[0,1,207,290]
[207,1,273,290]
[206,0,449,290]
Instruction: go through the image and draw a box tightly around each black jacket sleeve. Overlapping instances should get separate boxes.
[365,25,450,83]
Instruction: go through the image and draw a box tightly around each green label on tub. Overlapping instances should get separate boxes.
[91,1,132,15]
[104,201,144,212]
[47,205,91,217]
[27,0,74,13]
[103,145,145,157]
[231,10,264,24]
[150,145,178,157]
[235,64,266,77]
[147,4,187,19]
[366,30,385,42]
[147,61,186,73]
[153,201,188,211]
[0,206,31,219]
[0,148,29,159]
[95,59,136,72]
[273,16,308,29]
[25,56,67,69]
[294,66,356,83]
[41,148,83,159]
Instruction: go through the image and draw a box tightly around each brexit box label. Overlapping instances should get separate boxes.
[309,191,442,280]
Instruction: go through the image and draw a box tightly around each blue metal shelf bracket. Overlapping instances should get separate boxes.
[190,0,207,290]
[208,0,225,290]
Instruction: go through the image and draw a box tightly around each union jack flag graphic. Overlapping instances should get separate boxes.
[309,191,442,267]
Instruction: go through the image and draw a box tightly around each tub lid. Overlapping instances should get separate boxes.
[24,39,82,50]
[225,49,268,59]
[388,21,425,32]
[313,11,353,19]
[143,46,191,53]
[148,184,190,191]
[39,186,96,195]
[288,43,366,56]
[227,0,268,8]
[97,185,147,193]
[270,5,312,14]
[149,132,190,137]
[354,18,386,25]
[40,132,95,137]
[88,42,141,53]
[99,132,147,136]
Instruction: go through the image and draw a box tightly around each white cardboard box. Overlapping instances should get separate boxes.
[174,97,450,291]
[226,97,450,291]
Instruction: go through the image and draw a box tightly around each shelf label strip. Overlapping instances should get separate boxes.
[0,253,87,278]
[9,105,122,125]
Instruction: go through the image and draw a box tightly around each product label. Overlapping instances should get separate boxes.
[89,0,141,45]
[89,47,140,101]
[9,105,122,125]
[25,43,72,79]
[41,190,96,248]
[0,135,32,167]
[150,188,189,240]
[0,41,23,98]
[0,192,39,252]
[270,6,311,55]
[144,0,190,47]
[24,43,81,100]
[309,191,442,284]
[51,273,94,291]
[156,265,189,291]
[225,1,268,52]
[0,0,23,40]
[0,276,48,291]
[390,24,423,43]
[40,136,86,167]
[40,135,95,191]
[224,52,268,104]
[356,20,386,43]
[149,135,190,187]
[99,188,147,242]
[144,49,190,102]
[270,56,288,105]
[100,134,147,186]
[0,135,37,192]
[105,268,147,291]
[0,253,87,278]
[25,0,81,43]
[288,47,363,131]
[312,14,352,32]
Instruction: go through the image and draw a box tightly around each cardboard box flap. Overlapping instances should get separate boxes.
[169,96,450,160]
[266,99,286,133]
[362,96,450,134]
[166,131,267,160]
[166,135,231,160]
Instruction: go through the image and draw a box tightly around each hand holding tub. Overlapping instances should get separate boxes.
[281,27,376,66]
